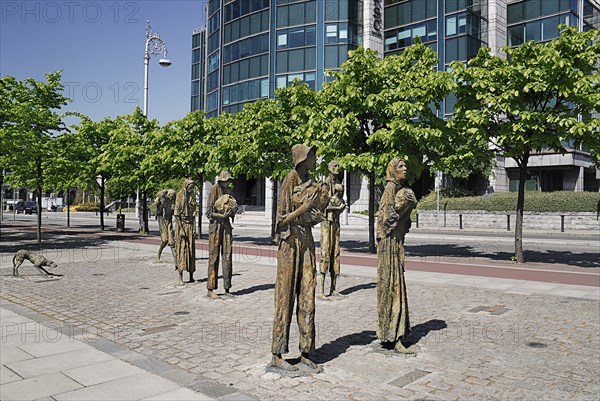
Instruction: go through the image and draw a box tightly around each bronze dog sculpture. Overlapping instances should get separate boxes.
[12,250,61,277]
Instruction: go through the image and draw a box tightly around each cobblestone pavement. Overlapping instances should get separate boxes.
[1,232,599,400]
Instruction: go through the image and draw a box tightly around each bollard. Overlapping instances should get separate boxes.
[561,215,565,232]
[459,214,463,230]
[444,202,448,227]
[416,213,419,228]
[507,214,510,231]
[116,213,125,233]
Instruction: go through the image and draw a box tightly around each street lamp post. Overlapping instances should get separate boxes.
[136,20,171,233]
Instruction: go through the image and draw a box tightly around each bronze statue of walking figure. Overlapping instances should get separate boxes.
[319,160,346,298]
[174,179,197,285]
[270,144,328,373]
[206,170,237,299]
[376,158,417,354]
[155,189,176,262]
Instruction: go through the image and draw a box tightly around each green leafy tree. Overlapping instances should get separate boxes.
[99,107,159,234]
[0,76,18,223]
[311,44,457,252]
[144,110,215,237]
[44,132,87,227]
[209,82,316,240]
[1,72,69,242]
[69,115,121,230]
[451,26,600,263]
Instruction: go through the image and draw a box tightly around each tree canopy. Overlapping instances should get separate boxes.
[1,72,69,241]
[450,25,600,262]
[309,43,459,251]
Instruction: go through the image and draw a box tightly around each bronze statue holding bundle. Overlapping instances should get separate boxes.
[206,170,237,299]
[270,144,328,373]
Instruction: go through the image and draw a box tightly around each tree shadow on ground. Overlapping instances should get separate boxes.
[405,244,599,269]
[339,240,374,254]
[339,282,376,295]
[339,238,599,269]
[232,235,274,246]
[231,283,274,296]
[0,235,133,256]
[313,330,377,364]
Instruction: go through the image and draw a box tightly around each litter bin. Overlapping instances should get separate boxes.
[116,214,125,232]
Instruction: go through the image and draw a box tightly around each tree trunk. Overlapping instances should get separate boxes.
[137,190,143,234]
[0,171,4,226]
[142,190,149,234]
[270,179,278,243]
[36,159,42,243]
[100,177,105,231]
[197,174,203,239]
[368,171,376,254]
[514,157,529,263]
[67,189,71,228]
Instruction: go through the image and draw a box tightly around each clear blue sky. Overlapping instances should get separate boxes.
[1,0,206,125]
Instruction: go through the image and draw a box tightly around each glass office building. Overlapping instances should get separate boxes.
[191,27,206,112]
[191,0,600,202]
[192,0,364,117]
[501,0,600,192]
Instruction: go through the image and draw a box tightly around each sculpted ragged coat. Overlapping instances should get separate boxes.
[376,161,416,344]
[174,181,197,275]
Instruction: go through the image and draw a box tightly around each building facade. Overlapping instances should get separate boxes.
[191,0,600,210]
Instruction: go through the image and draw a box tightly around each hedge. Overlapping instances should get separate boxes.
[417,191,600,213]
[70,202,99,212]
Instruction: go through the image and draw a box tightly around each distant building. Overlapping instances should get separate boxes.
[191,0,600,212]
[191,27,206,113]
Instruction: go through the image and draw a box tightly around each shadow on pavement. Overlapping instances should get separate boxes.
[405,319,448,346]
[406,244,599,269]
[196,273,241,284]
[231,283,275,296]
[0,231,140,255]
[339,282,376,295]
[232,235,274,246]
[313,330,377,364]
[340,240,373,254]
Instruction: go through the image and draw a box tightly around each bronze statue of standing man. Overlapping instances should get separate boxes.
[206,170,237,299]
[174,179,197,285]
[156,189,176,262]
[319,160,346,298]
[270,144,328,372]
[376,158,417,354]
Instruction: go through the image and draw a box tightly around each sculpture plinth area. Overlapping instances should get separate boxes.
[153,152,420,375]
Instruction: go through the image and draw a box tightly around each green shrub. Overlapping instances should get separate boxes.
[440,186,475,198]
[71,202,99,212]
[417,191,600,213]
[353,210,369,215]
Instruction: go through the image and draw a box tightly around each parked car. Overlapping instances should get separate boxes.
[16,201,38,214]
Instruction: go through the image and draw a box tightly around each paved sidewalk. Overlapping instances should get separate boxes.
[1,306,214,401]
[1,229,599,400]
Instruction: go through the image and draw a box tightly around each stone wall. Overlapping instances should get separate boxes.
[415,211,600,231]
